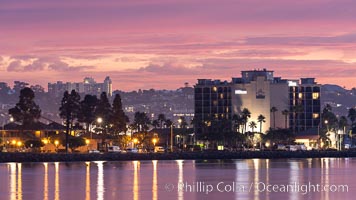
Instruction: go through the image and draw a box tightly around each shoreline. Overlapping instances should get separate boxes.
[1,150,356,163]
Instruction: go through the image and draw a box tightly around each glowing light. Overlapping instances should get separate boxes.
[234,90,247,94]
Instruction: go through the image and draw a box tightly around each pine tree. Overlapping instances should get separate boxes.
[9,87,41,130]
[111,94,129,135]
[59,90,81,153]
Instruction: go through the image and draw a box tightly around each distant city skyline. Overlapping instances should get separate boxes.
[0,1,355,90]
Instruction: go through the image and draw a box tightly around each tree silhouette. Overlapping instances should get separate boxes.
[249,121,257,133]
[257,114,266,133]
[241,108,251,134]
[263,128,295,145]
[291,104,304,133]
[9,87,41,130]
[232,114,243,133]
[132,111,150,132]
[78,94,98,134]
[338,116,348,133]
[178,116,188,128]
[270,106,278,129]
[158,114,166,128]
[111,93,129,135]
[348,108,356,127]
[95,92,113,144]
[164,119,173,128]
[152,120,159,129]
[281,109,289,129]
[59,90,81,153]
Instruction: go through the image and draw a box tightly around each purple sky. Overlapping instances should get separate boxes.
[0,0,355,90]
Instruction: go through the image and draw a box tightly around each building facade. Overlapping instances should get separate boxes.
[48,76,112,97]
[194,69,321,138]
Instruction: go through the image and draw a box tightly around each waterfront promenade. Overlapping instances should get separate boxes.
[1,150,356,163]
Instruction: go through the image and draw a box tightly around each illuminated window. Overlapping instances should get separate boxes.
[226,107,229,112]
[220,94,224,99]
[298,93,303,99]
[313,113,319,119]
[212,87,217,92]
[214,114,218,119]
[312,92,319,99]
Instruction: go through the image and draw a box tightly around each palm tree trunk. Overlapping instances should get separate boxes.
[260,122,262,133]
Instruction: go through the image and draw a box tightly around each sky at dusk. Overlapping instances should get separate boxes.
[0,0,355,91]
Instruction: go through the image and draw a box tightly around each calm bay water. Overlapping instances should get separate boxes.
[0,158,354,200]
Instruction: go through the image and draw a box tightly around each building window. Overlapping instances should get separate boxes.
[220,93,224,99]
[312,92,319,99]
[212,86,217,92]
[213,100,218,106]
[313,113,319,119]
[298,93,303,99]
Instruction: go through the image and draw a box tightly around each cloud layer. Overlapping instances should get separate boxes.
[0,0,355,90]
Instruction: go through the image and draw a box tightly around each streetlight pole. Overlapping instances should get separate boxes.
[97,117,103,151]
[170,124,173,152]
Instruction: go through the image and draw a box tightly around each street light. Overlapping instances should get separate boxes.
[85,139,90,150]
[97,117,103,124]
[152,138,157,147]
[133,138,138,148]
[170,124,174,152]
[54,140,59,152]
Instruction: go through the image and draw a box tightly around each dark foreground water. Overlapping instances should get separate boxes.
[0,158,354,200]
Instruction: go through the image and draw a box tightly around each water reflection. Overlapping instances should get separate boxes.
[43,163,48,200]
[0,158,354,200]
[152,160,157,200]
[177,160,184,200]
[55,162,59,200]
[95,161,104,200]
[133,161,140,200]
[85,162,91,200]
[9,163,16,200]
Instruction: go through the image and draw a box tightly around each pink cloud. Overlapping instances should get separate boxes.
[0,0,355,90]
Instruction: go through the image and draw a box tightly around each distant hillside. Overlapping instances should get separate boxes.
[322,84,346,93]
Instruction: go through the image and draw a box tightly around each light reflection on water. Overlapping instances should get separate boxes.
[0,158,355,200]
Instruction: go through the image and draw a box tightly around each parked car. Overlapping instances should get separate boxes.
[88,149,100,154]
[125,148,138,153]
[108,146,121,153]
[277,144,287,151]
[154,146,165,153]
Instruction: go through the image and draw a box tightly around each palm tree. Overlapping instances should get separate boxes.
[281,109,289,129]
[338,116,348,132]
[158,114,166,128]
[241,108,251,134]
[164,119,173,128]
[178,116,188,128]
[232,114,242,133]
[249,121,257,133]
[257,114,266,133]
[291,104,304,134]
[270,106,278,129]
[348,108,356,127]
[132,111,150,132]
[152,119,159,129]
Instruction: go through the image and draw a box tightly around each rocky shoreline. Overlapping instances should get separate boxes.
[1,150,356,163]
